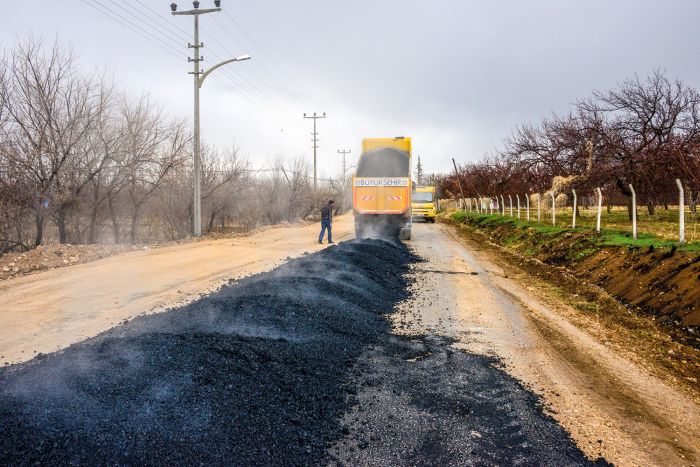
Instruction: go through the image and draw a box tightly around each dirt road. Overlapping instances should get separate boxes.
[400,221,700,466]
[0,216,353,366]
[1,216,698,465]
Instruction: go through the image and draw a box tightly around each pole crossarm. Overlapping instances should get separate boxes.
[172,8,221,16]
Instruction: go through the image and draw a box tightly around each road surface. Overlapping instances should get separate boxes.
[0,216,353,366]
[401,221,700,465]
[1,216,698,465]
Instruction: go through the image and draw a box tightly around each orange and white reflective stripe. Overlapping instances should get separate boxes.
[361,195,375,201]
[387,195,402,201]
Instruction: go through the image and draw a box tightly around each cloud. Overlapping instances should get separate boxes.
[2,0,699,174]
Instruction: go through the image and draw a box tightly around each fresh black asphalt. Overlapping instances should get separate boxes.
[0,239,607,465]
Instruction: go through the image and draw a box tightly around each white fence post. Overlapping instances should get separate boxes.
[629,183,637,240]
[537,193,541,222]
[677,179,685,245]
[596,187,602,233]
[516,194,521,219]
[526,193,530,221]
[551,192,556,226]
[509,195,513,217]
[572,189,577,229]
[500,195,505,215]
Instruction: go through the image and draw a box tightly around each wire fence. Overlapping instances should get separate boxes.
[441,178,697,246]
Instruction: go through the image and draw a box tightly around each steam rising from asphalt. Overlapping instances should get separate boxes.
[356,215,408,240]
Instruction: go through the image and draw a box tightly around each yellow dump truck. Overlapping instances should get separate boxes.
[412,185,436,223]
[353,137,412,240]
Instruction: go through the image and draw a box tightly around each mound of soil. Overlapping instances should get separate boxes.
[0,239,599,465]
[577,248,700,328]
[0,244,143,280]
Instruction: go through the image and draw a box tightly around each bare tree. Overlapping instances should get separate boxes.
[0,39,105,245]
[201,144,252,233]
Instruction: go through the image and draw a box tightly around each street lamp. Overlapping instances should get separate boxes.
[171,1,250,237]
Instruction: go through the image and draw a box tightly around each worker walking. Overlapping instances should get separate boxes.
[319,200,334,244]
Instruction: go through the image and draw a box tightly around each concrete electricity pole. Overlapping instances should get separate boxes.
[452,157,466,209]
[171,1,250,237]
[337,149,352,176]
[303,112,326,190]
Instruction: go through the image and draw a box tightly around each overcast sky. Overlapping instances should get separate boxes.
[2,1,700,177]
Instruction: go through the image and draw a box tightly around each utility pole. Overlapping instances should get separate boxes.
[452,157,466,209]
[171,1,250,237]
[303,112,326,190]
[337,149,352,176]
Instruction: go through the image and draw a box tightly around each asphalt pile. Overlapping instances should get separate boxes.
[0,239,414,465]
[0,238,605,465]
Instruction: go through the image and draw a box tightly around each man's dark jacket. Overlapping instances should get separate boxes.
[321,205,332,221]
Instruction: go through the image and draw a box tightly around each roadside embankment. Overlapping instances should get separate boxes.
[440,211,700,387]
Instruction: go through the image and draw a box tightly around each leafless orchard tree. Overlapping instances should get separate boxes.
[443,71,700,218]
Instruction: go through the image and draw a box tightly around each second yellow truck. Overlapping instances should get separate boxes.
[411,185,437,223]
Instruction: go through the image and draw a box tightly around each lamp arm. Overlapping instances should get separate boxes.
[198,58,237,87]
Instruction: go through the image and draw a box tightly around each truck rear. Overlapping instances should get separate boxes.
[412,185,437,222]
[353,137,412,240]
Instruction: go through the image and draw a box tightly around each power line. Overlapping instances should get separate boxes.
[211,14,305,108]
[112,0,188,45]
[81,0,182,60]
[88,0,303,130]
[222,9,301,92]
[216,9,335,132]
[195,17,305,125]
[113,0,298,123]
